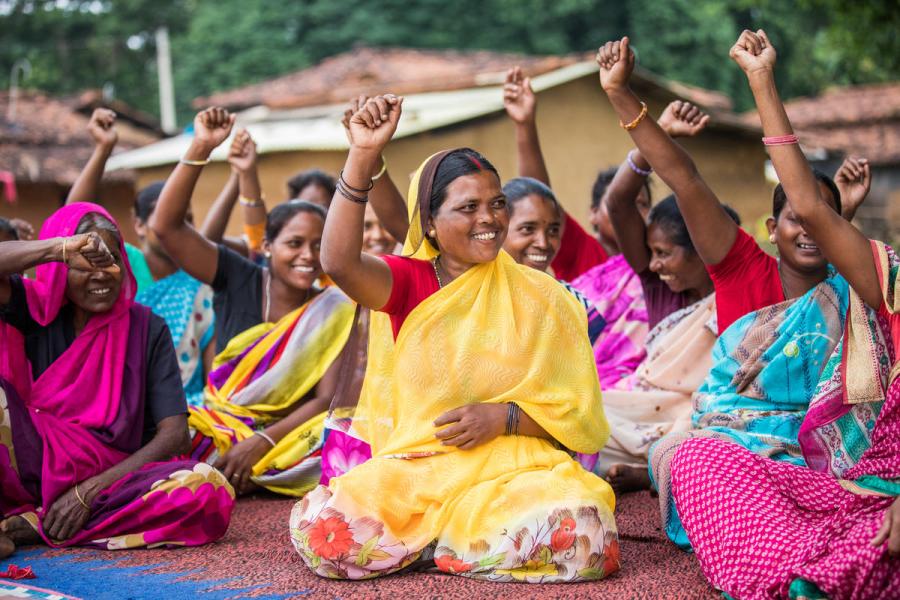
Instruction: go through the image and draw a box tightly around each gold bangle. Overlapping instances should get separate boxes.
[74,484,90,510]
[372,156,387,181]
[620,102,648,131]
[61,237,68,264]
[180,157,210,166]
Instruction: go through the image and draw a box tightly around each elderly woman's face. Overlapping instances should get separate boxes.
[429,171,509,266]
[65,229,124,314]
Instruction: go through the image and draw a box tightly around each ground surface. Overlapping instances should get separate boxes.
[0,491,717,599]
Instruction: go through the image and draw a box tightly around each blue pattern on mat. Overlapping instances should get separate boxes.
[4,549,305,600]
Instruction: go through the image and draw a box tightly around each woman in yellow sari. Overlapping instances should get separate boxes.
[150,108,355,496]
[290,95,617,582]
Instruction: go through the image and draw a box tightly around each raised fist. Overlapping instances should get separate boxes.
[192,107,236,151]
[657,100,710,138]
[834,156,871,217]
[596,37,635,92]
[347,94,403,153]
[65,231,116,270]
[730,29,777,75]
[341,94,368,143]
[503,66,536,125]
[227,128,258,173]
[88,108,118,149]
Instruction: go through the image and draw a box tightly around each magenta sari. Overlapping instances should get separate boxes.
[0,203,234,550]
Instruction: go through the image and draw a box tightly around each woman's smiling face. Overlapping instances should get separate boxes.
[503,194,562,272]
[429,170,509,266]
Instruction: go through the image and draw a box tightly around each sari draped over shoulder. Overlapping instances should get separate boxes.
[0,203,233,550]
[570,254,649,389]
[290,151,618,583]
[669,241,900,599]
[579,293,717,473]
[135,268,215,407]
[650,270,849,548]
[189,285,355,496]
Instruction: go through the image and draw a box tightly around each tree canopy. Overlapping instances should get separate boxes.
[1,0,897,126]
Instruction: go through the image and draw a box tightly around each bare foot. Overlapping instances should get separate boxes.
[606,464,651,496]
[0,516,41,546]
[0,533,13,559]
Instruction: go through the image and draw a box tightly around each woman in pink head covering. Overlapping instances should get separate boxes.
[0,202,234,559]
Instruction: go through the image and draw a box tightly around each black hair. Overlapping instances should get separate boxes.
[265,200,327,241]
[648,195,741,253]
[429,148,499,219]
[772,169,842,220]
[287,169,336,200]
[591,166,653,210]
[134,181,166,222]
[502,177,562,218]
[0,217,18,240]
[75,212,122,244]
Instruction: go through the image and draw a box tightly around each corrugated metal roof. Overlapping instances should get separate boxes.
[106,60,757,171]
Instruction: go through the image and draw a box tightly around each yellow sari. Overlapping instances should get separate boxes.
[290,150,618,582]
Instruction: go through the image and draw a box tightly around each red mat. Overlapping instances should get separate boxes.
[35,490,716,599]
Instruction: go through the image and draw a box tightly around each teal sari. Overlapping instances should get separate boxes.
[649,269,850,548]
[135,268,215,406]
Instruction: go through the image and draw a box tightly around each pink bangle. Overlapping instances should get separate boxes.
[762,134,799,146]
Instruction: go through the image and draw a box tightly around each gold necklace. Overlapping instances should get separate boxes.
[432,257,444,288]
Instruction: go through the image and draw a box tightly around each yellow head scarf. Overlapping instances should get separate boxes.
[354,150,608,457]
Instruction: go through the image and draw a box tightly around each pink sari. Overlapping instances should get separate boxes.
[0,203,233,549]
[669,242,900,599]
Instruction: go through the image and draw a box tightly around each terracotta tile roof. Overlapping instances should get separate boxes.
[742,82,900,165]
[194,46,581,110]
[0,90,160,184]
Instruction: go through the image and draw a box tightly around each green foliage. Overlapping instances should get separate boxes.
[1,0,897,126]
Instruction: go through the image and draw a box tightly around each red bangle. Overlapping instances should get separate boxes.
[762,134,799,146]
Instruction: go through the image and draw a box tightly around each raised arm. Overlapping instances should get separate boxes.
[320,95,402,310]
[199,171,239,242]
[833,156,871,223]
[503,66,551,186]
[341,95,409,242]
[149,108,235,286]
[226,129,267,254]
[607,100,711,273]
[598,38,736,265]
[732,29,880,308]
[0,234,114,304]
[66,109,118,204]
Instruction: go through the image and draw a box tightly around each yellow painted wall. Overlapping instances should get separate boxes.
[134,74,773,239]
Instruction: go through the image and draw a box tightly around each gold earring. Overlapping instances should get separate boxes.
[768,235,775,244]
[429,230,436,237]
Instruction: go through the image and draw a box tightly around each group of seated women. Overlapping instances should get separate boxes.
[0,28,896,598]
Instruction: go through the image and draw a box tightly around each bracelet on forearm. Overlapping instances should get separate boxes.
[762,134,799,147]
[620,101,648,131]
[336,178,368,204]
[180,157,211,166]
[253,430,277,448]
[339,170,375,193]
[626,149,652,177]
[61,237,69,264]
[74,483,91,509]
[239,195,265,208]
[505,403,521,436]
[372,156,388,181]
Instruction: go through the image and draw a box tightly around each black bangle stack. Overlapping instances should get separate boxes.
[336,170,374,204]
[505,403,521,436]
